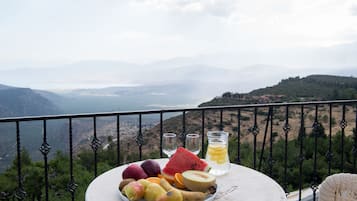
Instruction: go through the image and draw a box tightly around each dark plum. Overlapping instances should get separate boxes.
[140,160,161,177]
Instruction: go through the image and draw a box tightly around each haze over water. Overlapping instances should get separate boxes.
[0,0,357,94]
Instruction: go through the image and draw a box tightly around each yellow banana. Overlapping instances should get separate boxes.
[160,178,207,201]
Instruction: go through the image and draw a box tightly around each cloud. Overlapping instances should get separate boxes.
[134,0,237,17]
[149,92,167,96]
[1,0,357,69]
[351,5,357,15]
[146,104,197,109]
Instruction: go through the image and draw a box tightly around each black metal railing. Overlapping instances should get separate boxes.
[0,100,357,201]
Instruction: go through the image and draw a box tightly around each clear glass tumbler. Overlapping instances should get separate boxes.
[163,133,177,158]
[205,131,230,176]
[185,133,201,155]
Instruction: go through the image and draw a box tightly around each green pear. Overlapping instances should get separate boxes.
[122,181,145,201]
[137,179,151,190]
[144,183,166,201]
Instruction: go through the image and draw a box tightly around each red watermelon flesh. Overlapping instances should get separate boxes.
[162,147,210,180]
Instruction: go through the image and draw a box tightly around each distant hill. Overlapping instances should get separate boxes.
[199,75,357,107]
[0,86,60,117]
[34,89,66,104]
[140,74,357,157]
[0,85,65,172]
[0,84,13,90]
[250,75,357,99]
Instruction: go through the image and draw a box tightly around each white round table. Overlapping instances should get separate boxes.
[86,158,287,201]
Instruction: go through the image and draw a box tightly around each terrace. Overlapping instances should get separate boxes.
[0,99,357,201]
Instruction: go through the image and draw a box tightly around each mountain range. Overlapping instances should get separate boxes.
[0,85,59,118]
[1,74,357,172]
[200,74,357,107]
[140,75,357,160]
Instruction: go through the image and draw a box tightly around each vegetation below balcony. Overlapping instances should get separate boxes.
[0,124,355,200]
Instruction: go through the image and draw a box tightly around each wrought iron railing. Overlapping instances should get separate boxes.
[0,100,357,201]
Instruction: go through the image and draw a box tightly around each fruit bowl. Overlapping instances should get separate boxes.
[117,185,218,201]
[118,151,217,201]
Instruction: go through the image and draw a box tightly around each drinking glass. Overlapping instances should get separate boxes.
[205,131,230,176]
[162,133,177,158]
[185,134,201,155]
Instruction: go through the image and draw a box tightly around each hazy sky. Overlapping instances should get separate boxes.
[1,0,357,89]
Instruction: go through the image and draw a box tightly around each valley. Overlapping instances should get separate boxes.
[1,74,357,172]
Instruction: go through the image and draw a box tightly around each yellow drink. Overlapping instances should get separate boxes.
[207,144,228,164]
[205,131,230,176]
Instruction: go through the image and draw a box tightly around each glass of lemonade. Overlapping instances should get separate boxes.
[205,131,230,176]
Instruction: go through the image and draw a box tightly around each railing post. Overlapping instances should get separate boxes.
[298,105,305,201]
[311,105,319,201]
[15,121,26,200]
[219,109,223,131]
[326,104,333,175]
[340,104,347,172]
[40,119,51,201]
[353,105,357,173]
[67,117,77,201]
[201,110,205,159]
[258,107,272,171]
[136,114,143,160]
[282,105,290,195]
[181,111,186,146]
[116,114,121,166]
[160,112,163,158]
[237,109,241,165]
[90,116,101,177]
[268,107,274,177]
[250,107,259,169]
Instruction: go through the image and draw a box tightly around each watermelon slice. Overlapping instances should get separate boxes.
[162,147,210,180]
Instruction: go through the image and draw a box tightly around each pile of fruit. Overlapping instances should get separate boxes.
[118,147,217,201]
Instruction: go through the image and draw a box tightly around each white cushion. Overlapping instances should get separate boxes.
[319,173,357,201]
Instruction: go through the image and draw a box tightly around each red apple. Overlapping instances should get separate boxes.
[122,164,148,180]
[141,160,161,177]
